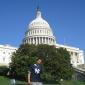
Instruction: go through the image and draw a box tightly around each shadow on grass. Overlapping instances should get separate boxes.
[43,80,60,84]
[16,84,28,85]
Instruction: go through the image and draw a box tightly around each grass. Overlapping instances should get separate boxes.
[0,76,27,85]
[0,76,10,85]
[0,76,85,85]
[59,80,85,85]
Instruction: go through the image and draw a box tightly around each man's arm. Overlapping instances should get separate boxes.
[28,71,31,85]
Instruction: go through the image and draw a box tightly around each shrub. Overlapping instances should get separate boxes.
[0,66,9,76]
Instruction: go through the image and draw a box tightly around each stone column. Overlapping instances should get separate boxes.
[42,37,43,44]
[37,37,39,44]
[29,38,31,44]
[73,52,77,66]
[31,38,32,44]
[49,38,50,45]
[43,37,45,44]
[34,37,36,45]
[33,38,34,44]
[36,37,38,45]
[40,37,42,44]
[51,39,52,45]
[30,38,32,44]
[39,37,40,44]
[25,39,27,44]
[47,37,48,44]
[26,39,28,44]
[48,38,50,44]
[53,39,54,44]
[45,37,46,44]
[49,38,51,45]
[28,38,30,44]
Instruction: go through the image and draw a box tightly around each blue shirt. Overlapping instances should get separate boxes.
[29,64,42,82]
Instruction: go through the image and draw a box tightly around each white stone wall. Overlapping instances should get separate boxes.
[56,44,84,67]
[0,44,84,67]
[0,44,17,66]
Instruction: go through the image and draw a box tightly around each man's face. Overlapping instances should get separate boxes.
[37,59,42,64]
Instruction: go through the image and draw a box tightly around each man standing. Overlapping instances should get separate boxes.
[28,57,43,85]
[8,67,16,85]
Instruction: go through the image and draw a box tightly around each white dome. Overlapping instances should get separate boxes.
[23,9,56,45]
[29,10,50,29]
[29,18,50,29]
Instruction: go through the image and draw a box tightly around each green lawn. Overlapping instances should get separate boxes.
[0,76,85,85]
[59,80,85,85]
[0,76,10,85]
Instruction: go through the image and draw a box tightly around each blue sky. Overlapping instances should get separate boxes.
[0,0,85,53]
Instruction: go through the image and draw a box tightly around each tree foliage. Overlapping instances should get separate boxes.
[10,44,73,81]
[0,66,9,76]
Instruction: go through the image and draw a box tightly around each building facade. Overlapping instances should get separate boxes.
[0,44,17,66]
[56,44,84,67]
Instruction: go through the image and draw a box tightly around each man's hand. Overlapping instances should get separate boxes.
[28,81,32,85]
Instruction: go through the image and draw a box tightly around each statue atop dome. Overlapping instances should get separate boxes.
[36,6,42,18]
[36,5,40,11]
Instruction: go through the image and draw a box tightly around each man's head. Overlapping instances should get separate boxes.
[36,57,43,64]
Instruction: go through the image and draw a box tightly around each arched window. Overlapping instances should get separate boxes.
[3,57,5,62]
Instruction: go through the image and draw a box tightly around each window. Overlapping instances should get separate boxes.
[3,52,5,54]
[71,52,73,55]
[29,32,30,35]
[9,53,11,55]
[75,52,78,56]
[3,57,5,62]
[35,30,36,34]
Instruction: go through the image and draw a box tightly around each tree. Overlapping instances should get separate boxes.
[56,48,73,80]
[10,44,73,81]
[10,44,37,80]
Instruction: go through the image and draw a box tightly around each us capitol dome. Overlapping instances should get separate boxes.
[23,8,56,45]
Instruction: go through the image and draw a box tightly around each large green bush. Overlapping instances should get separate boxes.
[10,44,73,81]
[0,66,9,76]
